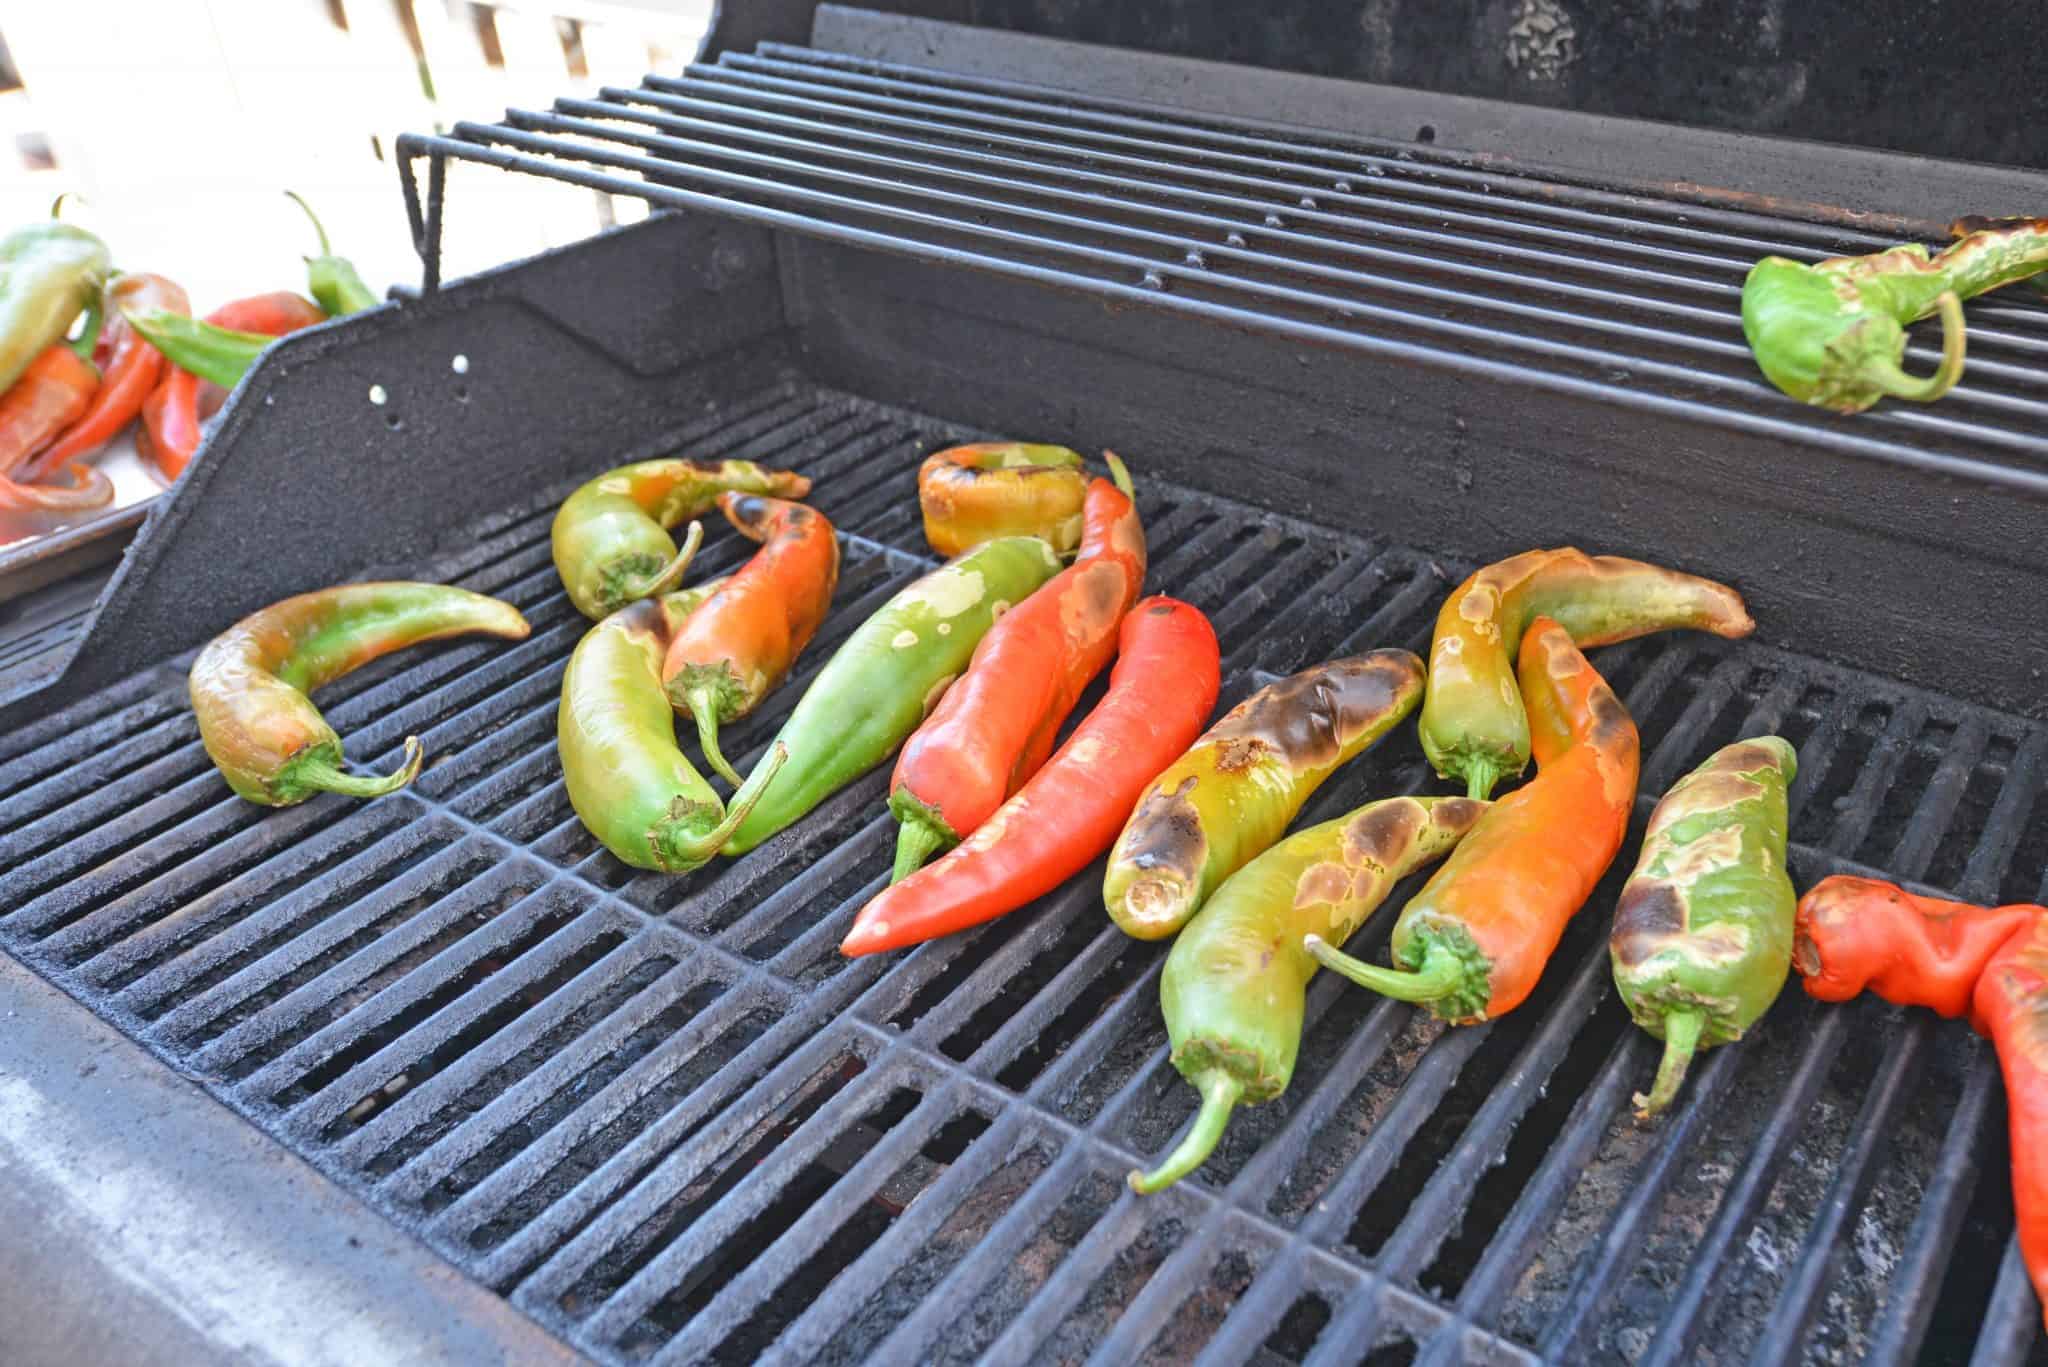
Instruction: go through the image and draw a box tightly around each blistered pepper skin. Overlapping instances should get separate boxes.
[1611,737,1798,1119]
[918,443,1090,558]
[1794,876,2041,1020]
[1970,917,2048,1332]
[1103,650,1424,940]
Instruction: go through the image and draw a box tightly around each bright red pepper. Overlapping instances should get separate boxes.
[1794,875,2040,1019]
[887,455,1145,881]
[17,274,187,482]
[0,344,97,476]
[842,596,1219,956]
[141,292,324,482]
[1971,915,2048,1332]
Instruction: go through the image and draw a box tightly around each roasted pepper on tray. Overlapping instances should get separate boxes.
[1742,215,2048,413]
[889,455,1144,881]
[722,534,1064,856]
[0,301,112,512]
[919,442,1090,558]
[1104,650,1424,941]
[0,218,110,397]
[1309,617,1639,1023]
[1611,737,1797,1119]
[662,494,839,787]
[190,582,531,805]
[17,273,187,482]
[1130,795,1486,1193]
[552,457,813,620]
[1419,548,1751,800]
[842,597,1220,956]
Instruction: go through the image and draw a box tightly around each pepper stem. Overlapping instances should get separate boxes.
[284,189,334,256]
[891,814,953,884]
[1128,1070,1243,1194]
[296,737,424,799]
[1102,449,1135,500]
[1461,755,1504,802]
[1869,290,1966,403]
[685,685,744,788]
[637,520,704,600]
[69,296,104,363]
[660,742,787,866]
[1303,935,1465,1004]
[1633,1008,1706,1121]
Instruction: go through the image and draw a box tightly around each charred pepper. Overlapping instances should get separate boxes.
[552,457,812,620]
[1967,916,2048,1332]
[662,494,839,786]
[0,218,110,396]
[1104,650,1425,940]
[1419,548,1751,799]
[1130,795,1486,1193]
[18,273,188,481]
[722,534,1064,856]
[1309,617,1639,1023]
[919,442,1090,558]
[842,597,1220,956]
[1611,737,1797,1119]
[889,455,1144,881]
[1742,215,2048,412]
[191,582,531,805]
[1794,875,2040,1021]
[0,301,111,511]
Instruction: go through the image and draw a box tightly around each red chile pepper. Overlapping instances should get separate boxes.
[140,292,325,481]
[887,455,1145,881]
[1794,875,2040,1019]
[18,273,188,482]
[660,493,841,787]
[0,305,112,512]
[842,597,1219,956]
[1970,916,2048,1331]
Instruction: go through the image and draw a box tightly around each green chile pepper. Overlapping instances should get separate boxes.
[286,191,380,316]
[1130,795,1487,1193]
[1611,736,1798,1119]
[558,570,788,872]
[552,457,812,619]
[722,535,1064,855]
[0,219,112,396]
[1103,650,1425,940]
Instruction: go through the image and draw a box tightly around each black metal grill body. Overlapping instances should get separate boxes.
[5,15,2048,1366]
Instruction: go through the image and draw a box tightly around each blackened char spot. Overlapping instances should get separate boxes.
[1121,776,1205,879]
[1587,684,1638,754]
[1343,799,1423,866]
[1210,650,1422,771]
[1707,741,1782,775]
[1611,881,1686,966]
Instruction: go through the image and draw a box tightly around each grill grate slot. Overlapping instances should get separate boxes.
[3,382,2044,1363]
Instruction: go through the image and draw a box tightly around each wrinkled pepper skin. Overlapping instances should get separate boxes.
[1310,618,1639,1023]
[1794,875,2041,1020]
[889,457,1145,880]
[552,458,812,619]
[723,535,1064,855]
[662,494,840,786]
[190,583,531,806]
[1970,917,2048,1332]
[842,597,1220,957]
[1420,548,1751,799]
[0,220,110,396]
[0,344,108,511]
[918,442,1090,558]
[20,273,187,481]
[1611,736,1797,1119]
[1742,216,2048,413]
[1130,795,1487,1193]
[560,575,789,872]
[1104,650,1425,941]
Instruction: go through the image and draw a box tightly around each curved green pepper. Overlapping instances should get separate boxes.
[1130,794,1486,1193]
[1611,736,1797,1119]
[0,219,111,396]
[722,535,1064,855]
[552,458,812,619]
[286,191,380,316]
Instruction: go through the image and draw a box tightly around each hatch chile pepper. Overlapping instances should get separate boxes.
[919,442,1091,558]
[1611,737,1797,1119]
[1966,916,2048,1331]
[191,582,531,806]
[1742,215,2048,413]
[842,597,1219,956]
[139,292,328,481]
[889,455,1144,881]
[0,218,110,397]
[1793,875,2041,1021]
[562,566,793,872]
[1419,548,1751,800]
[286,191,380,317]
[123,309,281,390]
[662,494,839,787]
[0,302,112,511]
[17,273,188,482]
[722,534,1064,856]
[1130,794,1487,1193]
[1309,617,1639,1023]
[553,457,812,620]
[1104,649,1425,941]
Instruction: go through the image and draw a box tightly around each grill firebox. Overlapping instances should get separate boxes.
[3,11,2047,1365]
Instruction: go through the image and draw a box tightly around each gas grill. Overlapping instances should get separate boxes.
[3,6,2046,1364]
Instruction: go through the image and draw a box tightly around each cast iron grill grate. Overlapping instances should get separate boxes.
[3,382,2045,1364]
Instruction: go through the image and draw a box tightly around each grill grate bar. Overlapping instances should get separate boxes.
[1960,727,2048,904]
[1970,1243,2045,1365]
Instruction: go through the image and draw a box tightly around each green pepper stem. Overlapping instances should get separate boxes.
[1128,1070,1243,1194]
[1303,935,1465,1004]
[284,189,334,256]
[1869,290,1966,403]
[1633,1008,1706,1121]
[1103,449,1135,500]
[637,520,704,601]
[891,814,952,884]
[686,685,744,788]
[1461,755,1504,802]
[296,736,424,799]
[662,742,786,866]
[69,297,104,363]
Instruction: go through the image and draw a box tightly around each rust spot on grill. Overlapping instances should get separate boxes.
[1611,881,1686,967]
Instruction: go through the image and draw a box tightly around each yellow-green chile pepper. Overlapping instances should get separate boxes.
[1130,794,1487,1193]
[722,535,1064,855]
[0,219,111,396]
[1610,736,1798,1119]
[1103,650,1425,941]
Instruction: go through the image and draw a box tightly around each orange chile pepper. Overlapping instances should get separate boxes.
[0,344,105,510]
[1971,916,2048,1331]
[141,292,325,482]
[842,597,1220,957]
[660,493,840,786]
[1307,616,1639,1022]
[1793,875,2041,1019]
[887,455,1145,881]
[18,274,188,482]
[918,442,1090,557]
